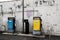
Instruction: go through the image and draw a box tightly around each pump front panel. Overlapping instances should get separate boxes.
[33,18,41,31]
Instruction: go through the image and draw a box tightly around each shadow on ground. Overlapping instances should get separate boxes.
[0,34,60,40]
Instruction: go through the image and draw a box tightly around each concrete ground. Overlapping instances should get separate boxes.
[0,34,60,40]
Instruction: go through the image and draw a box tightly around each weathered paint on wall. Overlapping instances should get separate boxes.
[0,0,60,35]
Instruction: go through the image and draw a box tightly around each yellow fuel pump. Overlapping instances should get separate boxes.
[33,17,42,35]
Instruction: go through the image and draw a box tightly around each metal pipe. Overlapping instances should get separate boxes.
[22,0,24,33]
[0,5,3,16]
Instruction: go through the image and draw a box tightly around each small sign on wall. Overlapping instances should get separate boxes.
[26,10,33,18]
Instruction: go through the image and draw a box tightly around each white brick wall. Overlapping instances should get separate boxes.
[0,0,60,35]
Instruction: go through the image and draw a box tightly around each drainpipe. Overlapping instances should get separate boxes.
[22,0,24,33]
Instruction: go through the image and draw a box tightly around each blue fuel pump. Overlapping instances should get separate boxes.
[7,17,15,33]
